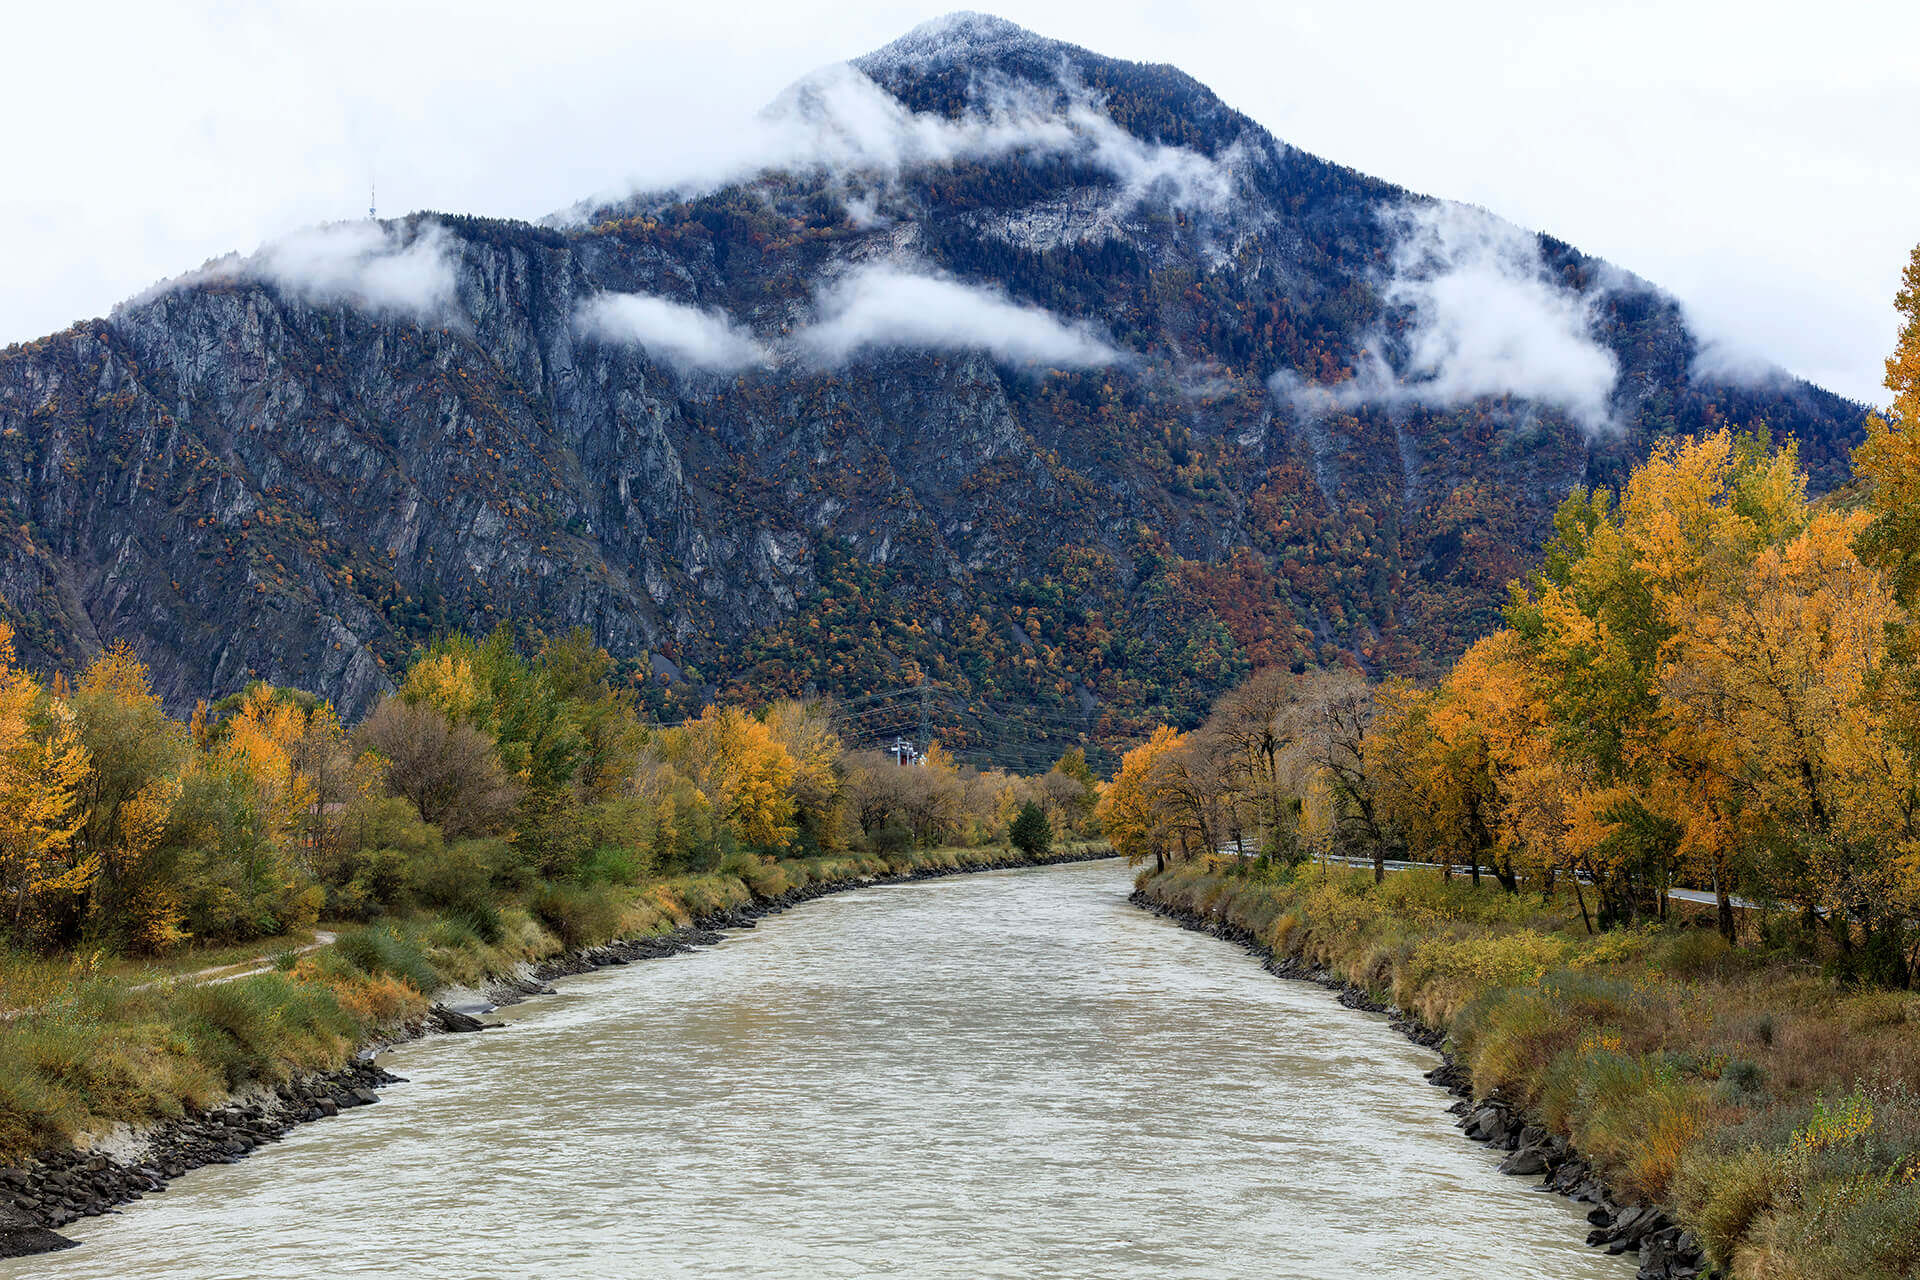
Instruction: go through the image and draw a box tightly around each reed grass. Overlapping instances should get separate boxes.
[0,841,1106,1165]
[1140,860,1920,1279]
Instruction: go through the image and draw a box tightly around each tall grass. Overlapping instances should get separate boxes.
[1140,860,1920,1279]
[0,841,1100,1163]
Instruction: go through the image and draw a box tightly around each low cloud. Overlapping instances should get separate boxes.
[1274,202,1621,436]
[1070,103,1240,211]
[1681,304,1789,389]
[128,221,459,320]
[251,222,457,316]
[574,264,1116,373]
[575,291,771,373]
[1689,336,1788,389]
[567,62,1240,227]
[762,62,1072,181]
[797,264,1117,368]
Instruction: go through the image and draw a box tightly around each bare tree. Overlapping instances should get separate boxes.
[1290,668,1390,880]
[841,750,911,837]
[1208,668,1299,842]
[1147,729,1239,861]
[356,697,519,838]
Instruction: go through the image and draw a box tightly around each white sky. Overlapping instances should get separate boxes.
[3,0,1913,405]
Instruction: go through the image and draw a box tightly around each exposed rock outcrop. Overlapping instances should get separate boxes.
[0,19,1864,765]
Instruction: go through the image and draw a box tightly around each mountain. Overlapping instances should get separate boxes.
[0,13,1865,769]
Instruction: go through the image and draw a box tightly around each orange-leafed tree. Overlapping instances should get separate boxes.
[1096,724,1186,873]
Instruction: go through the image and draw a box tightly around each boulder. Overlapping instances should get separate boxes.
[429,1004,497,1033]
[0,1201,76,1258]
[1498,1146,1550,1177]
[1464,1107,1507,1142]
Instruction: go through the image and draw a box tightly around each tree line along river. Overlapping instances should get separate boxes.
[6,860,1632,1279]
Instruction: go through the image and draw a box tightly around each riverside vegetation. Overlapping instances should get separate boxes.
[0,622,1103,1168]
[1104,247,1920,1279]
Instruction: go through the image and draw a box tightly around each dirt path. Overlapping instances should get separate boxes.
[130,931,339,991]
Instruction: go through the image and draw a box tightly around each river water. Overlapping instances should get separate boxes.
[13,860,1632,1279]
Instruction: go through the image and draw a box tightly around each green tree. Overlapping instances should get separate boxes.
[1010,800,1053,856]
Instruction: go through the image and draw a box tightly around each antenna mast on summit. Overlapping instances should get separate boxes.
[368,182,376,221]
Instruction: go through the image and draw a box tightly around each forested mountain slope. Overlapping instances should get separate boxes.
[0,12,1864,767]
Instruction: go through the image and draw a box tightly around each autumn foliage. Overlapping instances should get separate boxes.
[0,623,1099,955]
[1111,243,1920,987]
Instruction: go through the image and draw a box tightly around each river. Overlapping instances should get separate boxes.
[10,860,1632,1279]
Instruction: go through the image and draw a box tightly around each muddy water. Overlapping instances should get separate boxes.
[13,860,1632,1279]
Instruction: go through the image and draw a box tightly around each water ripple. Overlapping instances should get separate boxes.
[7,862,1635,1279]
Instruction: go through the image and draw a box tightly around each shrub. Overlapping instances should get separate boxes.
[1650,927,1743,982]
[1759,1173,1920,1278]
[407,839,496,912]
[332,926,439,993]
[170,770,323,945]
[447,899,505,945]
[869,820,914,854]
[1677,1144,1786,1266]
[327,797,446,916]
[529,882,623,950]
[575,844,647,887]
[1718,1057,1766,1098]
[1844,989,1914,1031]
[0,1051,66,1157]
[172,973,357,1086]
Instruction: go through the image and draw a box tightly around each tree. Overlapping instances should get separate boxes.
[1149,728,1239,860]
[891,748,967,847]
[841,750,912,841]
[356,697,519,839]
[1043,746,1098,831]
[676,705,798,849]
[1207,668,1297,840]
[0,622,92,937]
[1855,243,1920,610]
[1097,725,1186,873]
[1010,800,1053,855]
[765,698,845,849]
[535,629,643,802]
[1290,668,1388,879]
[1663,508,1908,952]
[1038,767,1091,832]
[69,642,189,949]
[215,684,321,850]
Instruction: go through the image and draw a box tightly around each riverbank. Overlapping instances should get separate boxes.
[0,843,1113,1256]
[1133,861,1920,1280]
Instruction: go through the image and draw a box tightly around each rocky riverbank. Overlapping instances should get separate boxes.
[0,846,1115,1256]
[1129,887,1714,1280]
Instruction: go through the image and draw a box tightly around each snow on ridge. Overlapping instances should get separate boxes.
[852,12,1059,74]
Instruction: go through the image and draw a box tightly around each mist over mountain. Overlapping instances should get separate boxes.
[0,13,1864,767]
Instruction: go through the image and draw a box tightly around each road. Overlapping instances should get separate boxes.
[1225,848,1754,913]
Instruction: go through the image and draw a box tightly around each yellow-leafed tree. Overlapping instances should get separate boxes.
[0,622,93,933]
[679,705,798,850]
[1096,725,1186,873]
[69,641,189,950]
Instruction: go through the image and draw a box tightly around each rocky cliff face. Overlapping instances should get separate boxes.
[0,14,1865,766]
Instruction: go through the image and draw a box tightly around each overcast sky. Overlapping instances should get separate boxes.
[3,1,1912,404]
